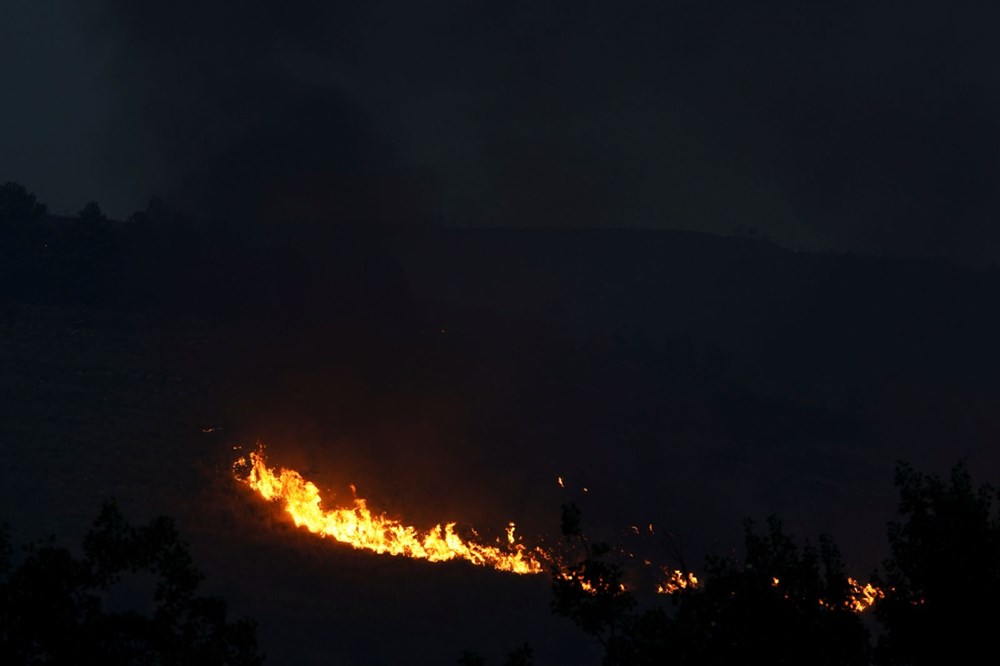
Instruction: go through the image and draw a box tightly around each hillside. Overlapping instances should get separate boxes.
[3,223,999,663]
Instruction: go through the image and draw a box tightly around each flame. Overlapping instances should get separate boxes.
[657,569,700,594]
[234,447,885,611]
[556,570,627,595]
[656,570,884,613]
[564,571,597,595]
[235,448,546,574]
[845,577,885,613]
[814,578,884,611]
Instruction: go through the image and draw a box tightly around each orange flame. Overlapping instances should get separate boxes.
[657,569,700,594]
[234,448,546,574]
[556,570,627,595]
[234,447,884,611]
[656,571,884,613]
[845,577,885,613]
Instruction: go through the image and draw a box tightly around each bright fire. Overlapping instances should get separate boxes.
[234,448,546,574]
[845,577,885,613]
[657,569,700,594]
[234,446,883,611]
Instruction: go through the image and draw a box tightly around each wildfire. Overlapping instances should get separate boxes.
[557,570,628,595]
[657,569,700,594]
[234,446,884,612]
[652,570,882,613]
[234,448,546,574]
[845,577,885,613]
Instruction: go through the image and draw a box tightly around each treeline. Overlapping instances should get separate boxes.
[0,500,262,664]
[0,182,410,324]
[466,461,1000,666]
[1,456,996,664]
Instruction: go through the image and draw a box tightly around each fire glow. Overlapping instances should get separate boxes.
[233,447,882,611]
[234,448,546,574]
[657,569,700,594]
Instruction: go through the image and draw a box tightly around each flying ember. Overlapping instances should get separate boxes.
[233,447,547,574]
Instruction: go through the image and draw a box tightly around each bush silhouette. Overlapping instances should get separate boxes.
[550,504,870,665]
[0,182,47,234]
[550,503,637,664]
[547,462,1000,664]
[665,517,870,666]
[77,201,108,227]
[873,461,1000,665]
[0,500,262,665]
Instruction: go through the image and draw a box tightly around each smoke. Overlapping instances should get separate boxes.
[91,0,1000,264]
[93,0,429,229]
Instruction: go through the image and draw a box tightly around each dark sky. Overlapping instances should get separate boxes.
[3,0,1000,264]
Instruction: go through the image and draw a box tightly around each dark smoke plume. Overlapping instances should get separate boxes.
[95,0,428,230]
[92,1,1000,265]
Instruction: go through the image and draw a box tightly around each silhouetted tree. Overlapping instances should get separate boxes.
[0,182,47,235]
[0,182,49,300]
[873,461,1000,665]
[0,500,262,665]
[551,503,637,665]
[55,200,119,304]
[665,517,870,666]
[551,505,870,665]
[77,201,108,227]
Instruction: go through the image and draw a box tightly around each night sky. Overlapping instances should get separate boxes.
[4,0,1000,265]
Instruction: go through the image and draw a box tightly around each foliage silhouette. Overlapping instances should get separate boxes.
[77,201,108,227]
[0,182,51,302]
[873,461,1000,665]
[0,499,262,665]
[551,505,870,665]
[0,181,47,234]
[551,503,636,664]
[665,517,870,666]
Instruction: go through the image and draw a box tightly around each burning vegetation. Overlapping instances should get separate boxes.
[233,447,546,574]
[657,569,700,594]
[233,445,884,614]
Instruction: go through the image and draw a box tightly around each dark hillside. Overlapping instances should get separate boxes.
[4,215,1000,663]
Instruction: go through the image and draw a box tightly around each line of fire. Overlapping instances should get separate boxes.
[233,446,884,613]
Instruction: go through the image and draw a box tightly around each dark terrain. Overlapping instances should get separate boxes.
[3,216,999,663]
